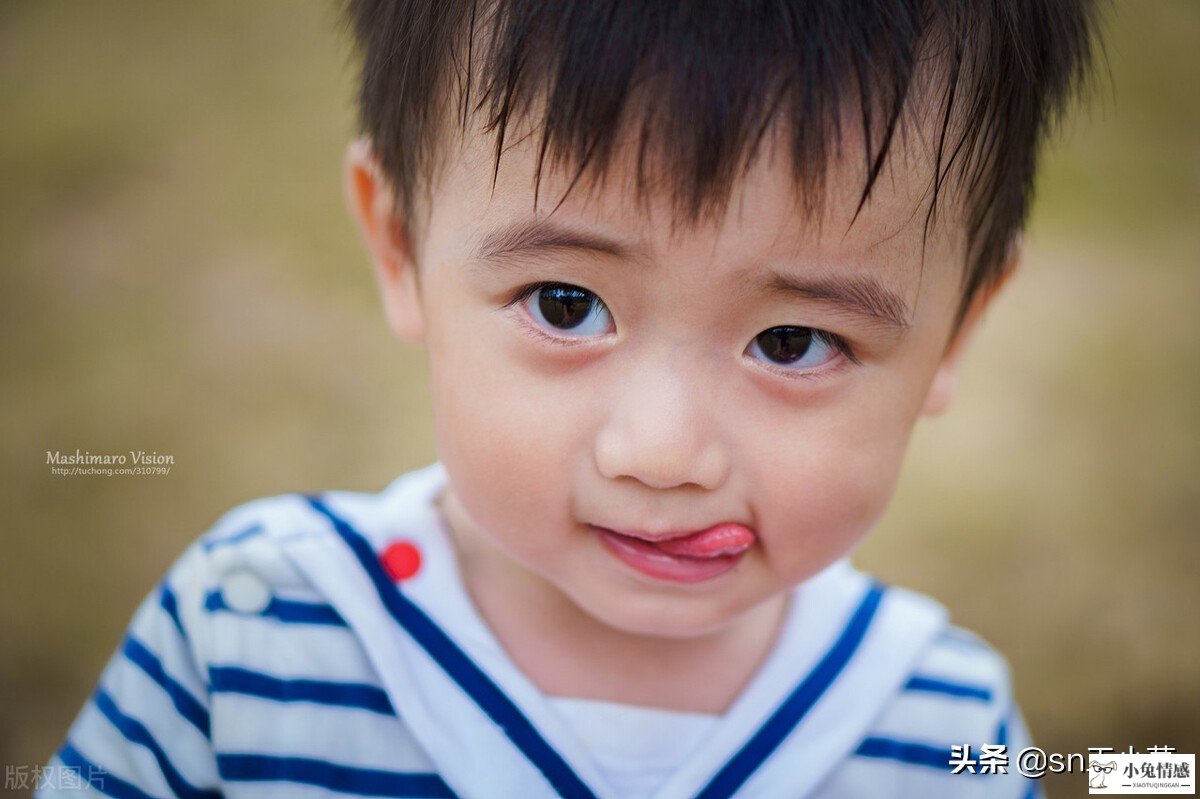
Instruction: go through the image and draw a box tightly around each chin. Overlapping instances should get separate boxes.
[569,584,751,640]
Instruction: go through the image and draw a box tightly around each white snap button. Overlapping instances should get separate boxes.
[220,569,271,614]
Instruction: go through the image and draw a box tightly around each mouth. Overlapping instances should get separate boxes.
[592,523,756,584]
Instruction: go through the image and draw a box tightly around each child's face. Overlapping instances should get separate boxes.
[348,115,1006,639]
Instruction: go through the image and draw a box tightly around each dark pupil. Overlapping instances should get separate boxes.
[538,285,594,329]
[756,326,813,363]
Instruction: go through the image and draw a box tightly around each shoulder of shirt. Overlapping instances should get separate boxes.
[819,578,1039,797]
[154,463,444,645]
[192,461,443,560]
[862,606,1024,750]
[44,470,449,796]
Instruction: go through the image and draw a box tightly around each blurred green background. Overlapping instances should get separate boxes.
[1,2,1196,796]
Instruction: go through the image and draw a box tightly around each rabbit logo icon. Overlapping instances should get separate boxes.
[1089,760,1117,789]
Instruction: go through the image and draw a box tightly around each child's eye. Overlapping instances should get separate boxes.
[514,282,613,338]
[744,326,850,373]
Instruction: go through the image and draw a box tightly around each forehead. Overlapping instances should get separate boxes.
[424,102,968,313]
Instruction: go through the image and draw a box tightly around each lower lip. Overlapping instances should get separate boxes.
[596,528,749,584]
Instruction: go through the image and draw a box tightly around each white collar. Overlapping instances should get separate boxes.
[280,463,948,799]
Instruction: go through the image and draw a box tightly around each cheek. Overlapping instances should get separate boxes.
[751,394,914,578]
[424,324,587,557]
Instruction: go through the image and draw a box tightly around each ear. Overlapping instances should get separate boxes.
[343,137,425,344]
[921,237,1023,417]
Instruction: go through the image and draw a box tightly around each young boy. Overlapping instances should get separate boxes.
[39,1,1102,797]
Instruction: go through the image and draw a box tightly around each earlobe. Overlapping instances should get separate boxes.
[921,369,958,417]
[920,302,977,417]
[343,137,426,344]
[920,237,1023,418]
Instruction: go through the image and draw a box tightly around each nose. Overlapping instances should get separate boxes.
[593,359,730,491]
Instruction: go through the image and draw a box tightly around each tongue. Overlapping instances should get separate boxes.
[654,523,756,558]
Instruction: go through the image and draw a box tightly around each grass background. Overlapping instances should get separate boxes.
[1,2,1196,796]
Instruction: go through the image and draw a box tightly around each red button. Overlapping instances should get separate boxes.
[380,540,422,581]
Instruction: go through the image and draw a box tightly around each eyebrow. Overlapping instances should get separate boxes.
[468,217,652,267]
[468,217,911,331]
[759,271,911,330]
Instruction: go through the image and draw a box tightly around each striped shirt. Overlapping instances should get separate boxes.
[38,461,1044,798]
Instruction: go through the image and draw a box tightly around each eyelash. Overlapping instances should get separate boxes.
[748,329,860,384]
[503,282,614,349]
[502,281,860,379]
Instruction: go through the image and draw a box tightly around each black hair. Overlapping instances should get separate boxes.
[340,0,1104,332]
